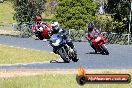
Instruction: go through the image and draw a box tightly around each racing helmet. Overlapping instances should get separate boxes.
[51,21,59,31]
[88,22,94,32]
[36,16,42,23]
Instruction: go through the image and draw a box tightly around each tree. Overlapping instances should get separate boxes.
[106,0,129,20]
[12,0,46,23]
[105,0,130,33]
[55,0,97,30]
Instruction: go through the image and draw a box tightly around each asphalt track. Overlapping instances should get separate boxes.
[0,36,132,69]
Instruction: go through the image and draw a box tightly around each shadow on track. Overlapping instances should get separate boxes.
[86,52,110,55]
[85,52,101,54]
[50,60,67,63]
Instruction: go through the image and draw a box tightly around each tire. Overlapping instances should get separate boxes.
[38,35,44,40]
[101,44,109,55]
[72,48,79,62]
[58,48,70,63]
[35,32,44,40]
[76,75,87,85]
[20,24,32,38]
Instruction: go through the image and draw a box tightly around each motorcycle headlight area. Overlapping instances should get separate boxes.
[51,39,61,46]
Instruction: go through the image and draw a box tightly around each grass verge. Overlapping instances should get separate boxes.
[0,71,131,88]
[0,1,15,23]
[0,44,58,64]
[0,24,13,31]
[0,1,53,23]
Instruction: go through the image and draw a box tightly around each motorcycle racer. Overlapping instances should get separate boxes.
[51,20,74,54]
[86,22,101,53]
[32,16,52,40]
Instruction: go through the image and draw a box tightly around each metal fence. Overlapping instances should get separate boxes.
[103,33,132,45]
[68,29,132,45]
[0,22,132,45]
[0,22,34,38]
[0,22,13,30]
[69,29,84,42]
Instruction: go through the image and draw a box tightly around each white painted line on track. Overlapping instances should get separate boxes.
[0,57,63,67]
[0,61,50,67]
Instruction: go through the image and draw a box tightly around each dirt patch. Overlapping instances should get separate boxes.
[0,69,132,78]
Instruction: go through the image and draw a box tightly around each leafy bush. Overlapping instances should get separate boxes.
[12,0,46,23]
[55,0,97,30]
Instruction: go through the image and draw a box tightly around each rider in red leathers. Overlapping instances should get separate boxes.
[32,16,52,40]
[86,22,101,53]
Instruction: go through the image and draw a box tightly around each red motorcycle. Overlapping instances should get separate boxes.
[86,33,109,55]
[32,23,52,40]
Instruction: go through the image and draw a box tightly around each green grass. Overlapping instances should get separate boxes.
[0,24,13,31]
[0,1,53,23]
[0,73,131,88]
[0,1,15,23]
[0,44,58,64]
[0,1,53,31]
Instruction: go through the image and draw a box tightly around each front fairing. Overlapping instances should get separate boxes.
[50,34,64,47]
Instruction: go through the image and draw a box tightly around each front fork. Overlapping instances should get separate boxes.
[65,44,75,58]
[60,46,70,60]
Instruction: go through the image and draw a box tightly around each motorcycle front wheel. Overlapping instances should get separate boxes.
[38,35,44,40]
[58,48,70,63]
[100,44,109,55]
[72,48,79,62]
